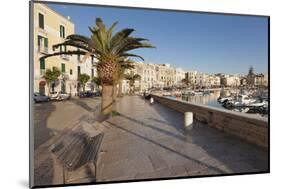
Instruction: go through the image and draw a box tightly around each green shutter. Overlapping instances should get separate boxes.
[39,13,44,29]
[40,59,45,70]
[61,63,65,73]
[63,27,65,38]
[44,38,48,47]
[37,36,41,46]
[60,25,62,37]
[59,46,62,52]
[70,69,72,75]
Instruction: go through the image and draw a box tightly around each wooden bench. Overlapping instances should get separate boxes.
[51,129,104,182]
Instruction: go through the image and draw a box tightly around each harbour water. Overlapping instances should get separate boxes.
[181,90,222,109]
[173,89,268,118]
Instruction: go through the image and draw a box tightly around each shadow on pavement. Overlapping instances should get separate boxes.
[149,98,268,173]
[33,102,56,150]
[106,120,225,174]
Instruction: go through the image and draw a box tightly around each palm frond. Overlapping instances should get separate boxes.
[110,28,135,49]
[120,53,145,61]
[40,50,87,60]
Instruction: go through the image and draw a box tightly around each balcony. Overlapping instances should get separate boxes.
[38,46,48,54]
[60,54,70,61]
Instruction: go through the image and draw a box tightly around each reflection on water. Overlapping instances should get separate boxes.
[181,90,222,109]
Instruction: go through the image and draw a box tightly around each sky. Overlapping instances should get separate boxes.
[47,3,268,75]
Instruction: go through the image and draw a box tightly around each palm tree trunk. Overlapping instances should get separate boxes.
[112,84,118,111]
[101,84,114,114]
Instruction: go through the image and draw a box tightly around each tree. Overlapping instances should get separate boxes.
[125,73,141,94]
[78,73,90,92]
[43,67,61,95]
[92,76,101,87]
[41,18,154,114]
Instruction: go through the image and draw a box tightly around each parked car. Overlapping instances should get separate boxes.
[49,91,70,101]
[34,93,50,103]
[58,91,71,100]
[79,91,96,98]
[94,91,101,96]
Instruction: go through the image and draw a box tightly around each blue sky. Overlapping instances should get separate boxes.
[47,3,268,75]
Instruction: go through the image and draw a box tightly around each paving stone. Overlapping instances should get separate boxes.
[34,96,268,186]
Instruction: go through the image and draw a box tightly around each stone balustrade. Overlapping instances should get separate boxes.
[151,94,268,148]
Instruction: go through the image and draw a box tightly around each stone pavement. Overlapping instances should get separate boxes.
[97,96,268,181]
[33,98,103,186]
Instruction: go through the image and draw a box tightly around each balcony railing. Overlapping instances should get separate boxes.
[38,46,48,54]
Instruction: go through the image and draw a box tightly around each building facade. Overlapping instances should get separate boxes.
[33,4,97,96]
[221,75,240,87]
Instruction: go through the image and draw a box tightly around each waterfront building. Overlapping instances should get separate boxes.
[255,74,265,86]
[186,71,198,86]
[77,55,98,92]
[246,73,266,87]
[175,68,186,86]
[207,75,221,87]
[221,75,240,87]
[155,64,176,88]
[33,4,97,95]
[34,3,76,95]
[195,72,209,87]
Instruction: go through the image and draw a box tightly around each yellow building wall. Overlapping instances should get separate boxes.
[33,3,78,95]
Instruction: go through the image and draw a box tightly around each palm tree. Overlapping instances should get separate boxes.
[43,67,61,95]
[78,73,90,92]
[125,73,141,94]
[41,18,154,114]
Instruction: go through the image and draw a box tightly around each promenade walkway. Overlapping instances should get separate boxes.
[97,95,268,181]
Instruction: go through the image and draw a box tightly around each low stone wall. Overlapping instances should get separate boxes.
[152,94,268,149]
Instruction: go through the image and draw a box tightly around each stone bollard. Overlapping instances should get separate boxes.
[150,97,154,105]
[184,112,193,130]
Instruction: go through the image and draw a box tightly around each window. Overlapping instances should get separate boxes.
[70,69,73,75]
[40,59,45,70]
[39,13,44,29]
[60,25,65,38]
[37,36,48,48]
[61,63,65,73]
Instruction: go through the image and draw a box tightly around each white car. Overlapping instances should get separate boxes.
[34,93,50,103]
[49,91,70,101]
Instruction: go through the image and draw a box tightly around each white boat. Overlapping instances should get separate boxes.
[225,95,266,108]
[218,96,233,103]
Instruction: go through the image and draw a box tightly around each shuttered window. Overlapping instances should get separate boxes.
[39,13,44,29]
[61,63,65,73]
[40,59,45,70]
[60,25,65,38]
[44,37,48,47]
